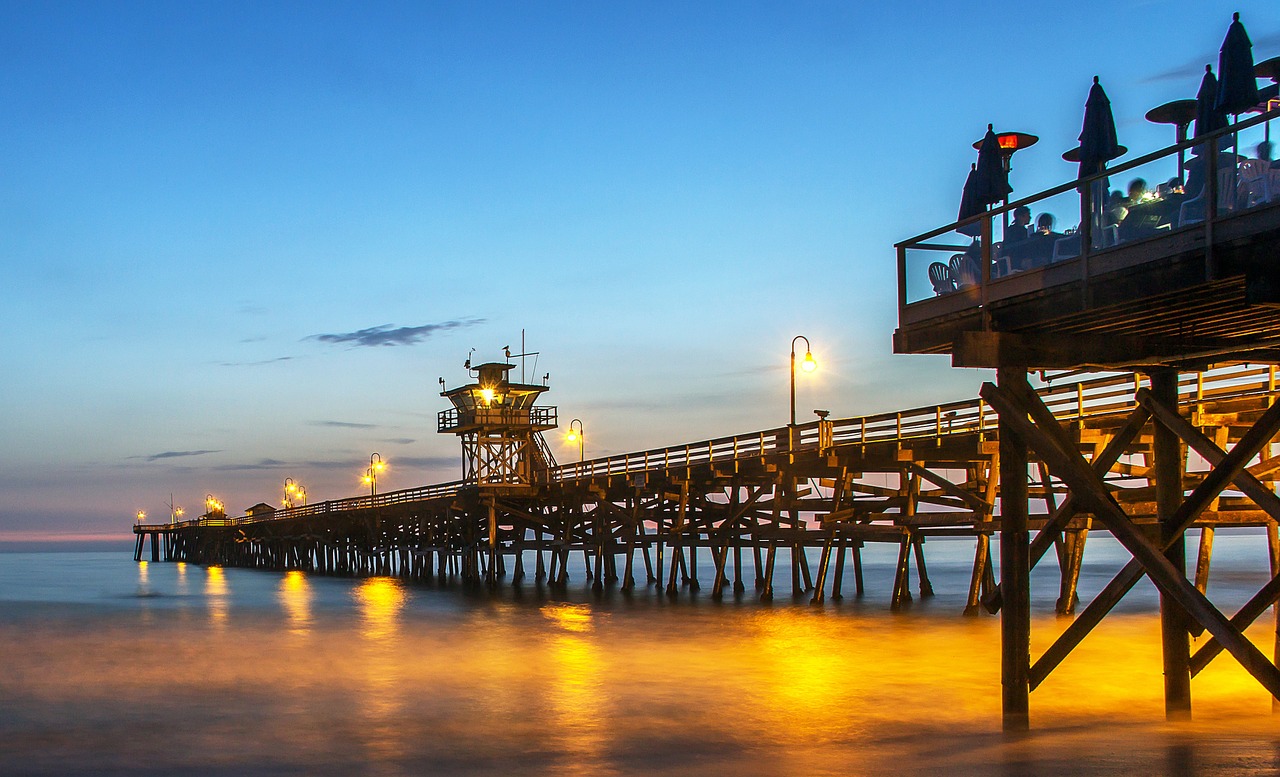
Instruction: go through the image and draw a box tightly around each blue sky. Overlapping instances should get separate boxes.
[2,1,1278,541]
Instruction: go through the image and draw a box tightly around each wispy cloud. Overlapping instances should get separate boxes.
[1142,30,1280,84]
[310,420,377,429]
[212,458,288,471]
[309,318,484,348]
[384,438,416,445]
[137,450,221,463]
[219,356,296,367]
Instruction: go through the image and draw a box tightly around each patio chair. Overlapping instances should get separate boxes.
[928,261,955,295]
[1237,159,1272,208]
[1180,169,1235,225]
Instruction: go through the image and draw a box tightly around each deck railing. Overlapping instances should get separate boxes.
[896,107,1280,322]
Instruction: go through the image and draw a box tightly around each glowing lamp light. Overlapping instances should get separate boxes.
[136,510,145,522]
[566,430,578,442]
[800,351,818,373]
[480,387,495,405]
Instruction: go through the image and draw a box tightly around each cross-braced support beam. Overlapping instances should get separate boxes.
[981,373,1280,724]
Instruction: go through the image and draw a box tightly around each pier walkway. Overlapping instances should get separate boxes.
[136,362,1280,614]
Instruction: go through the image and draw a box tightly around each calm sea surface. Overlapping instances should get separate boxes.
[3,532,1280,775]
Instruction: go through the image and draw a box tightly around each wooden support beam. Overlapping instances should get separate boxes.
[996,367,1031,732]
[983,380,1280,701]
[955,330,1273,370]
[1151,368,1191,719]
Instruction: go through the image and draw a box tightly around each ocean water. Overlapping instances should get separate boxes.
[3,532,1280,776]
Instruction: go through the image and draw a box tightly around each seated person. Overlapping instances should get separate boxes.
[1005,206,1031,244]
[1124,177,1148,206]
[1259,141,1277,170]
[1024,213,1063,267]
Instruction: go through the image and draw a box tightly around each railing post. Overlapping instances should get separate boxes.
[1205,145,1218,281]
[897,244,909,317]
[1080,177,1093,310]
[980,216,993,330]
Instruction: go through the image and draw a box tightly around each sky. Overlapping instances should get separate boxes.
[2,0,1279,543]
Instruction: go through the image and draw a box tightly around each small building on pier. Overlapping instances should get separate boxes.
[438,360,559,492]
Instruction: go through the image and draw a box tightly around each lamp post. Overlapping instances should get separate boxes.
[790,335,818,427]
[296,486,307,506]
[566,418,584,462]
[284,477,297,509]
[205,494,223,518]
[363,453,385,497]
[136,510,145,524]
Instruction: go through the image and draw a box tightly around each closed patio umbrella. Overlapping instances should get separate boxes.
[973,124,1012,206]
[1194,64,1228,142]
[1078,77,1121,179]
[1078,77,1121,248]
[957,163,983,237]
[1213,13,1259,211]
[1215,12,1259,116]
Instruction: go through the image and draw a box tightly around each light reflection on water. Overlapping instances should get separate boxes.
[1,550,1279,774]
[204,565,227,628]
[354,577,408,771]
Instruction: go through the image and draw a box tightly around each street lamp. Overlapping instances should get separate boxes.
[296,486,307,506]
[284,477,297,508]
[362,453,385,497]
[790,335,818,427]
[136,510,145,524]
[566,418,584,462]
[204,494,224,518]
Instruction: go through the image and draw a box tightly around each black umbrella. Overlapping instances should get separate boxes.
[1215,12,1259,116]
[1078,76,1120,179]
[1194,64,1228,141]
[957,163,983,237]
[973,124,1012,206]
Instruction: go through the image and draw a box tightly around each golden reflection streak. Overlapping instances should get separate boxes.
[278,570,312,637]
[205,566,227,628]
[354,577,408,770]
[136,560,149,586]
[541,604,614,777]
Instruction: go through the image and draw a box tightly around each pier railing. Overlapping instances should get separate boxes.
[547,363,1278,485]
[140,363,1278,532]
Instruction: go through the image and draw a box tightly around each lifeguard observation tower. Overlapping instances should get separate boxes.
[438,357,558,491]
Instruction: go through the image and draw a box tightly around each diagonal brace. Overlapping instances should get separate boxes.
[1137,387,1280,523]
[983,381,1280,698]
[985,403,1151,614]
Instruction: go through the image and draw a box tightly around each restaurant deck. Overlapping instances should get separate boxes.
[895,110,1280,371]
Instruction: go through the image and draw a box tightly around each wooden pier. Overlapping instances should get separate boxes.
[134,108,1280,730]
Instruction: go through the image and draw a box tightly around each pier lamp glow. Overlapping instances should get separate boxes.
[136,510,145,524]
[296,486,307,506]
[363,453,385,497]
[205,494,224,518]
[790,335,818,427]
[566,418,584,462]
[284,477,298,508]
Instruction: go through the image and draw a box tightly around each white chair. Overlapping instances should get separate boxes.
[1238,159,1271,208]
[1180,169,1235,225]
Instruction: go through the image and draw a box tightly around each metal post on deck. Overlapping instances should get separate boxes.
[997,367,1030,731]
[1152,368,1192,718]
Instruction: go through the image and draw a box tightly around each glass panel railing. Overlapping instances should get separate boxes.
[896,106,1280,322]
